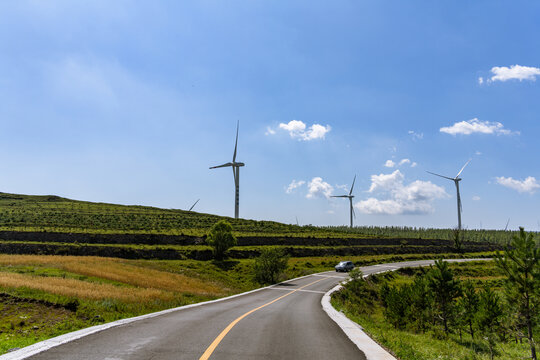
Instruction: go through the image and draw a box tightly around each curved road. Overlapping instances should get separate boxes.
[6,259,483,360]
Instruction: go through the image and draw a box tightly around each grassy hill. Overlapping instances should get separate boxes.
[0,192,357,238]
[0,192,523,244]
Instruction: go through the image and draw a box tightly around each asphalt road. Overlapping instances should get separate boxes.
[22,259,481,360]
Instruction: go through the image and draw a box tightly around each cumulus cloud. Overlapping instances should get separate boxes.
[478,77,484,85]
[306,177,334,199]
[495,176,540,194]
[265,126,276,135]
[356,170,447,215]
[278,120,331,141]
[440,118,518,136]
[488,65,540,82]
[472,196,481,201]
[285,179,305,194]
[384,158,415,168]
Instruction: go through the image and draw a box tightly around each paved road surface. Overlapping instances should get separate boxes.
[19,259,481,360]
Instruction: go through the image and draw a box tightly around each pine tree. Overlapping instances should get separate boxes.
[427,259,461,334]
[495,227,539,360]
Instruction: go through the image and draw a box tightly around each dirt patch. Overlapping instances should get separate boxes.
[0,293,76,337]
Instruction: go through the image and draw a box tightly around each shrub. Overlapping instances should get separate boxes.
[206,220,237,260]
[254,247,289,285]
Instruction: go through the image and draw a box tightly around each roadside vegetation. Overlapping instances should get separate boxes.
[0,251,495,355]
[332,228,539,360]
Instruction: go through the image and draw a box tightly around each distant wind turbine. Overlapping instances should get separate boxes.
[331,175,356,228]
[427,160,471,231]
[188,199,200,211]
[210,121,245,219]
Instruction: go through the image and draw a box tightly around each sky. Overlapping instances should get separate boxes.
[0,1,539,230]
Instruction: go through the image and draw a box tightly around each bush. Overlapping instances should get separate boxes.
[254,247,289,285]
[206,220,237,260]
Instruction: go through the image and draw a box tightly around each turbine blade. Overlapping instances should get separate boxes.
[352,206,356,219]
[188,199,200,211]
[233,121,239,162]
[210,162,233,169]
[331,195,349,198]
[426,171,454,181]
[349,175,356,196]
[456,159,472,178]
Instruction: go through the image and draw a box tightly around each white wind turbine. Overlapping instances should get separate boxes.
[210,121,245,219]
[331,175,356,228]
[427,159,471,231]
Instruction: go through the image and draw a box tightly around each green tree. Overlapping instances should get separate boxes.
[206,220,237,260]
[408,274,433,333]
[427,259,461,334]
[254,247,289,284]
[495,227,540,360]
[476,285,504,360]
[458,280,479,339]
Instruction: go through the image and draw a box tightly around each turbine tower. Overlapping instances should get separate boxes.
[427,159,471,231]
[210,121,245,219]
[331,175,356,228]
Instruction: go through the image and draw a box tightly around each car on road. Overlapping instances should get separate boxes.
[335,261,354,272]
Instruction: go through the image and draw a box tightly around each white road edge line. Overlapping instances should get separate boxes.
[0,258,490,360]
[321,270,398,360]
[0,272,317,360]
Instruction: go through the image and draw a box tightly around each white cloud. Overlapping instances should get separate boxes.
[278,120,331,141]
[368,170,404,193]
[399,159,411,166]
[411,162,418,168]
[265,126,276,135]
[495,176,540,194]
[408,130,424,141]
[306,177,334,199]
[440,118,518,136]
[285,179,305,194]
[384,160,396,168]
[478,77,484,85]
[472,196,481,201]
[356,170,447,215]
[489,65,540,82]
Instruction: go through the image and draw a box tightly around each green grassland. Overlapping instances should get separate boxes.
[331,261,535,360]
[0,192,528,243]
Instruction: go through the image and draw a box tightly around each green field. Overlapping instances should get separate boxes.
[0,192,528,244]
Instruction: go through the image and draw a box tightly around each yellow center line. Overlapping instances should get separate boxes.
[198,277,328,360]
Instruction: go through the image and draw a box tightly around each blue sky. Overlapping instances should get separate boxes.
[1,1,539,230]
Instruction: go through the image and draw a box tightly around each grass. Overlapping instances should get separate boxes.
[331,260,533,360]
[0,192,531,243]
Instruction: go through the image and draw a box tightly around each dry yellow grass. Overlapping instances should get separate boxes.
[0,255,225,297]
[0,272,174,302]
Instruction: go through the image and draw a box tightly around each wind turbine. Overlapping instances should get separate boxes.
[188,199,200,211]
[210,121,245,219]
[427,159,471,231]
[331,175,356,228]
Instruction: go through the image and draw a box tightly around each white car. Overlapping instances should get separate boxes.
[335,261,354,272]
